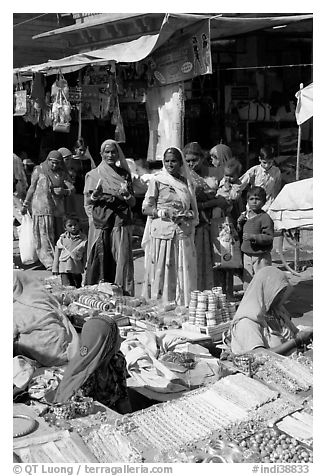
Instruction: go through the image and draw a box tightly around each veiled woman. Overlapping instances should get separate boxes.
[229,266,313,355]
[183,142,228,290]
[21,150,74,270]
[53,315,131,414]
[84,139,135,294]
[141,147,198,306]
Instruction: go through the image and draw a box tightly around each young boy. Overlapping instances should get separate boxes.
[52,216,88,288]
[237,186,274,289]
[239,145,282,211]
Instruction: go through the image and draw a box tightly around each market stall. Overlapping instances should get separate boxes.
[13,276,313,463]
[14,349,313,463]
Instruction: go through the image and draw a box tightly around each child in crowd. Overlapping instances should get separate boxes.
[212,158,244,298]
[239,145,282,211]
[237,186,274,289]
[52,216,88,288]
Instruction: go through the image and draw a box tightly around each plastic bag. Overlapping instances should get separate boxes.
[211,216,242,268]
[18,213,38,265]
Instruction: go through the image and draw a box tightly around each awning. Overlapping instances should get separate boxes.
[295,83,313,125]
[14,13,312,75]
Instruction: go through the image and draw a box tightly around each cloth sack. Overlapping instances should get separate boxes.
[18,213,38,265]
[211,216,242,268]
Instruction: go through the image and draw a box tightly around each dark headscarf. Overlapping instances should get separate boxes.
[39,150,71,188]
[54,316,120,403]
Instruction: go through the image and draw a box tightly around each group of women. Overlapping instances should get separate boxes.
[20,137,233,303]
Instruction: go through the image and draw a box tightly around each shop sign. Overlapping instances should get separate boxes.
[146,19,212,86]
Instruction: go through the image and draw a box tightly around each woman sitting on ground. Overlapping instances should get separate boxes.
[13,271,79,367]
[229,266,312,355]
[53,315,132,414]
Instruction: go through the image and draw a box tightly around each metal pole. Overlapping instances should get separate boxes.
[296,124,302,181]
[294,83,303,270]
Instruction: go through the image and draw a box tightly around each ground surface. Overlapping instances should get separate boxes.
[13,228,313,327]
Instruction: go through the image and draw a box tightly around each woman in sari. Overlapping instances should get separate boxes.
[229,266,313,355]
[54,315,131,414]
[84,139,135,294]
[21,150,74,270]
[183,142,228,290]
[209,143,233,182]
[141,147,198,306]
[13,271,78,366]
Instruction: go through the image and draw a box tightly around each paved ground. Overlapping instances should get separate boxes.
[13,228,313,327]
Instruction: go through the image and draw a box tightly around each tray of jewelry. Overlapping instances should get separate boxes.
[237,425,313,463]
[274,410,313,448]
[250,350,313,397]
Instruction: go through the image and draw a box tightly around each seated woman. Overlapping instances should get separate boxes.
[141,147,198,306]
[13,271,79,367]
[53,315,131,414]
[229,266,312,355]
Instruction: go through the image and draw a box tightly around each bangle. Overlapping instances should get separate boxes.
[152,208,158,218]
[123,193,131,200]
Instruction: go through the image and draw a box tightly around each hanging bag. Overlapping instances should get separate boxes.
[211,215,242,268]
[18,212,38,265]
[52,89,71,133]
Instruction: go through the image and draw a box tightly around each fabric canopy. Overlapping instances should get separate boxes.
[268,178,313,230]
[14,13,312,76]
[295,83,313,125]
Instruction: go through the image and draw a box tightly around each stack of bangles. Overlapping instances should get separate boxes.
[123,193,132,200]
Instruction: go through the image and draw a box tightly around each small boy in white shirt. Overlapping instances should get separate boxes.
[239,145,282,211]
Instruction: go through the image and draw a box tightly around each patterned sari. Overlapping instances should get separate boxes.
[142,166,198,306]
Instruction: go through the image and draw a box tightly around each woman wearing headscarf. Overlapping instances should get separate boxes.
[183,142,229,290]
[84,139,135,294]
[141,147,198,306]
[229,266,313,355]
[53,315,131,414]
[209,143,233,182]
[21,150,75,270]
[13,271,79,366]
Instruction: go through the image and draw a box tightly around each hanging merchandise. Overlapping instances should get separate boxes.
[14,89,27,116]
[114,113,126,143]
[51,72,69,101]
[13,75,27,116]
[210,216,242,269]
[52,90,71,133]
[43,92,53,128]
